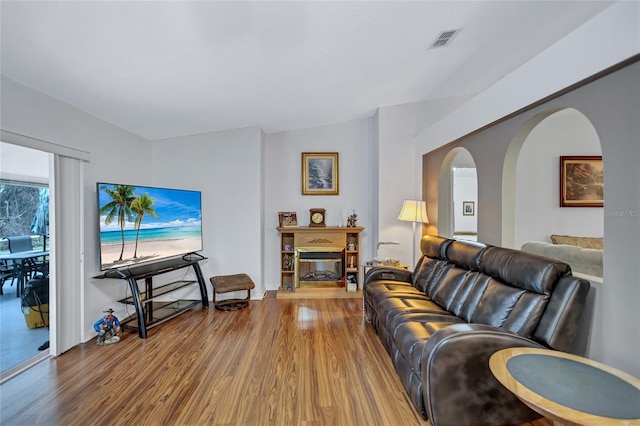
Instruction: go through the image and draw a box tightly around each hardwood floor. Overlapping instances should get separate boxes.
[276,288,362,299]
[0,294,551,426]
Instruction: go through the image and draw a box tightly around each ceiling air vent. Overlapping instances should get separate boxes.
[430,28,461,49]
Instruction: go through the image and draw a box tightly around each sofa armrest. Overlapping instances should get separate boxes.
[422,323,545,426]
[363,266,412,285]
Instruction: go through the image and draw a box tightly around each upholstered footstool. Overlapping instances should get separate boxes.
[209,273,255,311]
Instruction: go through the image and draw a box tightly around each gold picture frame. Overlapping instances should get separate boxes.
[462,201,475,216]
[301,152,339,196]
[560,156,603,207]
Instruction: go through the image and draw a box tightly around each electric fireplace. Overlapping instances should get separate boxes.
[295,247,344,288]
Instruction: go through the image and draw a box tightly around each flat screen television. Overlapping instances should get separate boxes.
[97,182,203,271]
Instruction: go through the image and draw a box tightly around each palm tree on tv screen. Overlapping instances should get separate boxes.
[131,193,158,259]
[100,185,135,261]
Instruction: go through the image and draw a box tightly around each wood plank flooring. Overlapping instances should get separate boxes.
[276,288,362,299]
[0,295,551,426]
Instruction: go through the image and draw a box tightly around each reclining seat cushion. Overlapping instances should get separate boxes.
[427,240,488,315]
[379,239,490,394]
[389,317,462,417]
[420,235,452,259]
[376,294,445,329]
[372,240,455,332]
[469,246,573,337]
[480,246,571,295]
[455,273,549,339]
[429,267,479,316]
[365,280,424,310]
[365,253,448,322]
[365,265,421,304]
[469,280,528,326]
[365,235,453,325]
[533,275,590,351]
[410,255,426,286]
[391,313,466,375]
[412,256,450,294]
[374,257,453,331]
[414,235,454,293]
[445,240,488,271]
[365,280,425,329]
[365,280,422,299]
[379,310,457,358]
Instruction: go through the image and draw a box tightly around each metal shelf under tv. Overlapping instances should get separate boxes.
[95,253,208,339]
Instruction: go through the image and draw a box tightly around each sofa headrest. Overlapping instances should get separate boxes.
[480,246,571,294]
[420,235,452,260]
[445,240,488,271]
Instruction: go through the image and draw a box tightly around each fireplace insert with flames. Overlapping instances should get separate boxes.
[296,248,344,288]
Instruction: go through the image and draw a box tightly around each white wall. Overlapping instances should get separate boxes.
[376,103,422,265]
[515,109,602,248]
[1,75,266,339]
[264,119,373,290]
[151,127,265,299]
[1,75,153,344]
[452,168,477,234]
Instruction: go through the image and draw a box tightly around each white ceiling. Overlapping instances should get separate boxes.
[0,1,613,141]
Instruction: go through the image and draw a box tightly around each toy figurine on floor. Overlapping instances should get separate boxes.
[94,308,121,346]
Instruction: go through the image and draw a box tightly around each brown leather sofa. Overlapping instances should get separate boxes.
[363,235,590,426]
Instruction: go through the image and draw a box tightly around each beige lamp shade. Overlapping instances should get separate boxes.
[397,200,429,224]
[397,199,428,267]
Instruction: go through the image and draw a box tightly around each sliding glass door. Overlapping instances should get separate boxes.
[0,142,52,376]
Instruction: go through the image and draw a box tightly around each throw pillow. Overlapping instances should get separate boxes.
[550,234,603,250]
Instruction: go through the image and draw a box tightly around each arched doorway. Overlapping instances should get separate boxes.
[502,108,603,251]
[437,148,477,239]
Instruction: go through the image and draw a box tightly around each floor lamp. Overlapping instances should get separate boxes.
[397,199,429,267]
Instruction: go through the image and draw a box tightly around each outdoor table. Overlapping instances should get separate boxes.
[0,250,49,297]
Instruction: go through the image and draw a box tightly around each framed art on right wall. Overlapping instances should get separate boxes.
[560,156,603,207]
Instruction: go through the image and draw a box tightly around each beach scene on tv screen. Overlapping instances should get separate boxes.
[98,183,202,270]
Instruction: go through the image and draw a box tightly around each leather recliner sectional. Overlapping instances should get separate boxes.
[363,235,590,426]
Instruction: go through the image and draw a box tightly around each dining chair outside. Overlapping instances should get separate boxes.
[7,236,46,285]
[7,236,33,253]
[0,260,18,295]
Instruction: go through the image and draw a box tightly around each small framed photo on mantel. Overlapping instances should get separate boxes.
[278,212,298,227]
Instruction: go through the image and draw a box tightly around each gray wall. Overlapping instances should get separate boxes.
[422,60,640,376]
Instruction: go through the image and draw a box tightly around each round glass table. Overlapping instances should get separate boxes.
[489,347,640,426]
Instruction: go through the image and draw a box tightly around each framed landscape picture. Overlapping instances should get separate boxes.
[560,156,603,207]
[462,201,475,216]
[301,152,339,196]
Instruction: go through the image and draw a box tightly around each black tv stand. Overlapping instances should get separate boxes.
[96,254,208,338]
